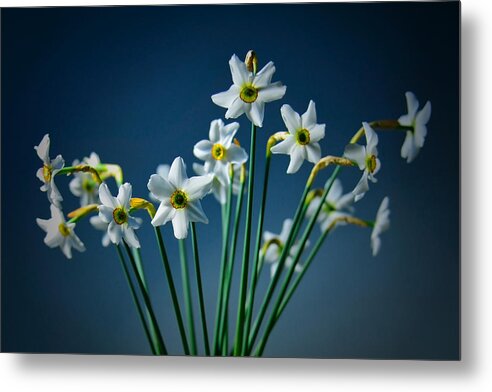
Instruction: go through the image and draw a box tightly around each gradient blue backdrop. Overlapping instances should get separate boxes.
[1,2,459,358]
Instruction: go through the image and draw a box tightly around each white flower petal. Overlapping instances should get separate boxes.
[35,134,50,163]
[211,85,240,109]
[117,183,132,209]
[227,144,248,164]
[270,136,296,155]
[405,91,419,119]
[172,210,189,239]
[148,174,174,201]
[156,164,170,179]
[61,240,73,259]
[221,122,240,147]
[209,119,223,142]
[193,140,213,161]
[281,104,302,134]
[70,232,86,252]
[309,124,325,142]
[193,163,207,176]
[353,171,370,202]
[152,203,176,227]
[98,205,114,223]
[305,143,321,164]
[259,82,286,103]
[99,183,117,208]
[286,146,305,174]
[279,219,294,243]
[416,101,432,125]
[168,157,188,189]
[90,215,108,231]
[363,122,379,155]
[301,100,317,129]
[69,177,82,197]
[344,144,366,169]
[401,132,419,163]
[247,101,265,127]
[128,216,141,230]
[253,61,275,88]
[225,97,247,119]
[123,226,140,248]
[229,54,249,86]
[186,200,209,224]
[108,220,123,244]
[184,175,213,200]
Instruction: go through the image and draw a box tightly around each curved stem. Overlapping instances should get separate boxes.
[179,239,197,355]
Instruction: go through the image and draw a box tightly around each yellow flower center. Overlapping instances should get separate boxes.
[239,84,258,103]
[367,154,377,173]
[43,164,52,182]
[295,128,311,145]
[211,143,227,160]
[58,223,71,237]
[112,207,128,225]
[170,190,188,210]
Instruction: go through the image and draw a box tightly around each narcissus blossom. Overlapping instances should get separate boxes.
[148,157,213,239]
[306,179,354,232]
[211,54,286,127]
[98,183,141,248]
[371,197,390,256]
[270,101,326,173]
[36,204,85,259]
[398,91,432,163]
[34,134,64,207]
[193,119,248,184]
[193,162,242,205]
[69,152,101,206]
[344,122,381,202]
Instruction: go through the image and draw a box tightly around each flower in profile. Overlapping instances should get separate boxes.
[398,91,432,163]
[193,162,242,205]
[149,164,171,202]
[270,101,326,173]
[34,134,65,207]
[211,54,287,127]
[148,157,213,239]
[344,122,381,202]
[306,179,354,232]
[193,119,248,184]
[69,152,101,206]
[97,183,141,248]
[371,197,390,256]
[36,204,85,259]
[262,219,308,278]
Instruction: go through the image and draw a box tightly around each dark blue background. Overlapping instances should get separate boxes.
[1,2,459,358]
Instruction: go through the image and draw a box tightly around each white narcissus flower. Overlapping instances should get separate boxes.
[69,152,101,206]
[371,197,390,256]
[211,54,287,127]
[193,119,248,184]
[34,134,65,207]
[98,182,141,248]
[398,91,432,163]
[36,204,85,259]
[193,162,242,205]
[149,164,171,202]
[262,219,308,278]
[270,101,326,174]
[148,157,213,239]
[90,214,142,248]
[306,179,354,232]
[344,122,381,202]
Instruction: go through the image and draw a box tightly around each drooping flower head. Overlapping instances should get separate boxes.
[69,152,101,206]
[97,183,141,248]
[261,219,308,278]
[148,157,213,239]
[371,197,390,256]
[398,92,432,163]
[344,122,381,202]
[34,134,65,207]
[211,54,287,127]
[306,179,354,232]
[193,119,248,184]
[36,204,85,259]
[270,101,326,173]
[193,162,243,205]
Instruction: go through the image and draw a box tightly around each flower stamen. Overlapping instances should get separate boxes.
[43,164,52,182]
[58,223,71,237]
[112,207,128,225]
[170,190,188,210]
[239,84,258,103]
[367,154,377,173]
[211,143,227,161]
[295,128,311,145]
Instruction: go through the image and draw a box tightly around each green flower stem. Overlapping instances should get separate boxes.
[154,226,191,355]
[213,172,234,355]
[254,167,341,356]
[190,222,211,356]
[241,151,272,354]
[122,242,167,355]
[233,122,257,356]
[115,245,157,355]
[218,168,246,354]
[179,239,197,355]
[245,183,311,354]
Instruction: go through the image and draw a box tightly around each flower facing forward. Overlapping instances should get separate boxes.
[398,91,432,163]
[36,204,85,259]
[90,214,142,248]
[149,164,170,202]
[193,119,248,184]
[344,122,381,202]
[211,54,287,127]
[262,219,308,278]
[306,179,354,232]
[69,152,101,206]
[34,134,64,207]
[193,162,242,205]
[97,183,141,248]
[148,157,213,239]
[371,197,390,256]
[270,101,326,174]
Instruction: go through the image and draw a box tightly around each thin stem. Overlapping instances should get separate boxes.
[213,172,234,355]
[122,242,167,355]
[234,122,257,356]
[254,168,341,356]
[179,239,197,355]
[242,152,272,354]
[153,227,190,355]
[190,223,211,356]
[115,245,156,355]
